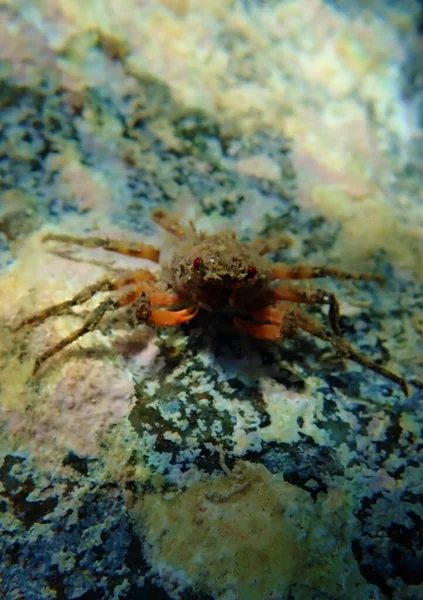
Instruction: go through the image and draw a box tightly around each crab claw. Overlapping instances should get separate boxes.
[149,305,199,327]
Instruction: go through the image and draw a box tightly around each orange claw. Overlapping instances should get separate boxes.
[149,292,183,307]
[149,305,199,327]
[234,317,280,341]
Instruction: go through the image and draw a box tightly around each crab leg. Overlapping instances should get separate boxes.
[16,270,157,329]
[294,308,409,396]
[150,208,187,238]
[134,291,199,326]
[272,286,342,335]
[32,285,149,374]
[31,284,194,373]
[43,233,160,262]
[272,263,384,284]
[234,307,290,341]
[148,292,184,307]
[235,305,409,395]
[149,306,199,326]
[254,233,293,255]
[234,318,280,341]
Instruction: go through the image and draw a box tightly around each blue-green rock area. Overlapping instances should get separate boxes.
[1,2,422,599]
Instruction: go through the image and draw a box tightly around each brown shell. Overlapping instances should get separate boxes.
[161,230,272,309]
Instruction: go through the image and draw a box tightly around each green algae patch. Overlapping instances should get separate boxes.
[132,461,373,600]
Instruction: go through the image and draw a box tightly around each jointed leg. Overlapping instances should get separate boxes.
[253,233,293,255]
[272,263,384,284]
[32,286,144,374]
[149,306,199,326]
[235,304,408,395]
[234,319,280,341]
[150,208,187,239]
[272,286,342,336]
[15,270,158,330]
[32,284,198,373]
[134,292,199,326]
[43,233,160,262]
[293,308,409,396]
[234,306,295,341]
[148,292,184,308]
[33,296,118,374]
[31,283,187,373]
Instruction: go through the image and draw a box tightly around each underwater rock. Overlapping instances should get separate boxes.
[132,461,375,600]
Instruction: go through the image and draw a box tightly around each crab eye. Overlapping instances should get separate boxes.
[246,265,256,279]
[193,257,202,270]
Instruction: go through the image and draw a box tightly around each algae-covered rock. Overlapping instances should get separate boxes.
[133,461,374,600]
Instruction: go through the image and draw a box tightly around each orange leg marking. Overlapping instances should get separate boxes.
[272,263,384,284]
[43,233,160,262]
[235,302,409,395]
[116,270,158,286]
[234,306,293,341]
[234,318,281,341]
[149,306,199,327]
[16,270,157,330]
[150,208,187,239]
[30,283,190,373]
[149,292,184,308]
[272,286,342,336]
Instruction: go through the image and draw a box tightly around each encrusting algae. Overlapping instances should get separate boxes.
[133,460,375,600]
[1,0,422,598]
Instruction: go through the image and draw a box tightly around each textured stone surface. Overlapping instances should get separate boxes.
[0,1,422,599]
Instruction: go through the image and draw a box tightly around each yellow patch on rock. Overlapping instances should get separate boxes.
[133,461,372,599]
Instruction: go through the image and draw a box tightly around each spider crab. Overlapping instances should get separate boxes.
[16,208,412,395]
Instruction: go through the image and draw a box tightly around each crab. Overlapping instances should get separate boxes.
[16,208,412,395]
